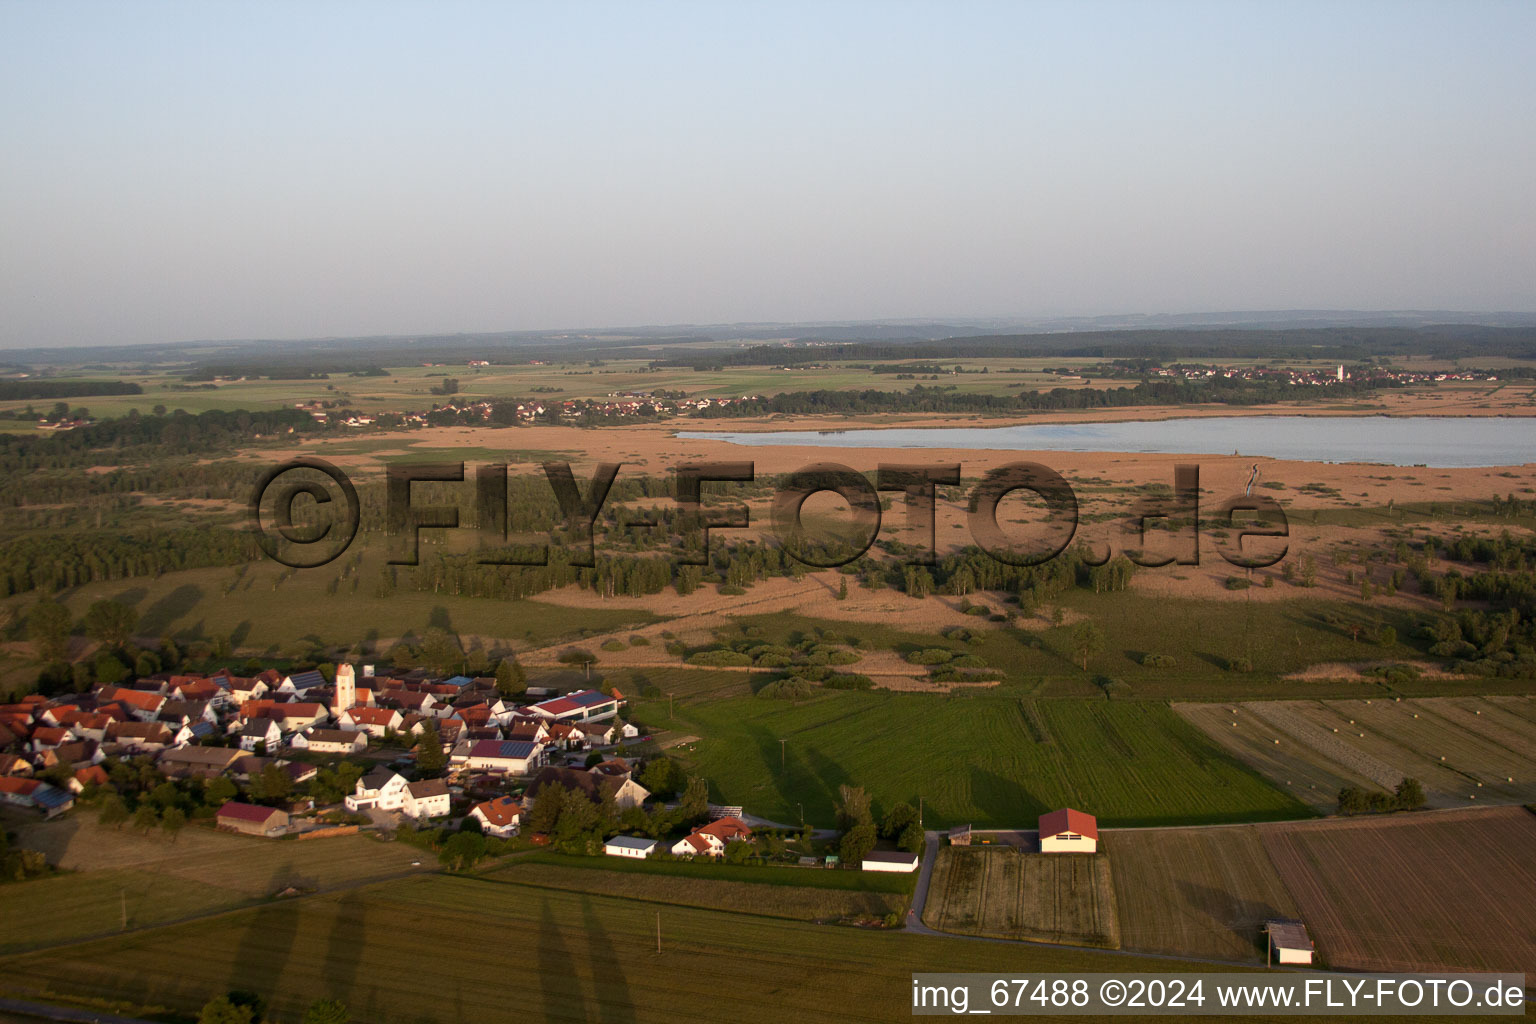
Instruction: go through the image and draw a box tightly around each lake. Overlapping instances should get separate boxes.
[680,416,1535,468]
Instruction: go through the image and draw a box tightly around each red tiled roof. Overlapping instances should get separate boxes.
[216,801,281,823]
[1038,807,1098,841]
[698,816,752,842]
[472,796,522,827]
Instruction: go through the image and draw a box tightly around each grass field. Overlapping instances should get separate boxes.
[1,817,426,954]
[500,851,915,893]
[483,859,908,922]
[921,847,1119,947]
[633,687,1314,828]
[0,872,1224,1024]
[1177,696,1536,811]
[1260,806,1536,975]
[1103,826,1299,962]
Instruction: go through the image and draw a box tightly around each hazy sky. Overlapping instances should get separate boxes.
[2,2,1533,348]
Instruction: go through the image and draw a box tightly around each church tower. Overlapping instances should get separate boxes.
[334,663,356,716]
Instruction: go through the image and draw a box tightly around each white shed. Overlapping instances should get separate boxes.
[1266,920,1314,965]
[861,850,920,873]
[604,835,658,859]
[1038,808,1098,854]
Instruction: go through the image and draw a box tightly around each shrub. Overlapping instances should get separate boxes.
[822,673,873,690]
[905,648,954,666]
[718,584,747,596]
[1224,576,1252,590]
[1226,656,1253,673]
[1141,653,1176,668]
[629,635,650,646]
[757,678,815,700]
[557,648,596,665]
[600,639,625,652]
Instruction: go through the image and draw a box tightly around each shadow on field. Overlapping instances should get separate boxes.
[581,895,638,1024]
[969,766,1047,830]
[140,584,205,636]
[537,894,591,1021]
[320,889,369,1009]
[225,864,300,1009]
[1176,879,1284,959]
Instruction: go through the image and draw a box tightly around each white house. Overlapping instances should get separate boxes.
[345,768,410,812]
[290,727,368,755]
[1038,808,1098,854]
[452,739,544,774]
[861,851,920,873]
[239,718,283,752]
[402,778,451,820]
[669,816,752,858]
[604,835,658,859]
[468,796,522,838]
[341,707,403,739]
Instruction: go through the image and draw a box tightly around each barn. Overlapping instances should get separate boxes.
[215,801,289,837]
[1265,920,1315,965]
[1038,808,1098,853]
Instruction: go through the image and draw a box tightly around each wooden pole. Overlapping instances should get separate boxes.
[656,910,661,955]
[779,738,786,772]
[121,890,127,931]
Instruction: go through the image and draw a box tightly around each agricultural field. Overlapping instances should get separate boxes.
[631,686,1314,829]
[921,847,1119,947]
[1260,806,1536,975]
[0,872,1209,1024]
[1102,826,1300,962]
[0,817,425,954]
[1176,696,1536,811]
[482,858,908,922]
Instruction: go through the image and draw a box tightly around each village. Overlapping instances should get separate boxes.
[0,660,945,877]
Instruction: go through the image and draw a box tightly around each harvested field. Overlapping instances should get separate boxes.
[1260,806,1536,975]
[483,860,906,922]
[1103,826,1299,962]
[1176,696,1536,811]
[922,846,1120,947]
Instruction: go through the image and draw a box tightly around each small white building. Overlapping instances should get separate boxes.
[239,718,282,752]
[1266,920,1315,965]
[1038,808,1098,854]
[861,850,920,873]
[604,835,658,859]
[453,739,544,775]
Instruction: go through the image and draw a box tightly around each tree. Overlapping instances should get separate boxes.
[198,996,255,1024]
[1376,625,1397,648]
[302,999,350,1024]
[494,657,527,700]
[27,600,72,663]
[835,784,873,831]
[203,777,237,808]
[838,821,877,864]
[836,577,849,601]
[678,776,709,824]
[1394,777,1425,810]
[133,804,159,832]
[879,801,917,840]
[418,628,463,677]
[96,792,129,828]
[897,820,925,854]
[438,831,488,871]
[1070,622,1104,671]
[161,806,187,841]
[247,763,293,805]
[416,720,447,775]
[83,599,138,650]
[639,756,679,799]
